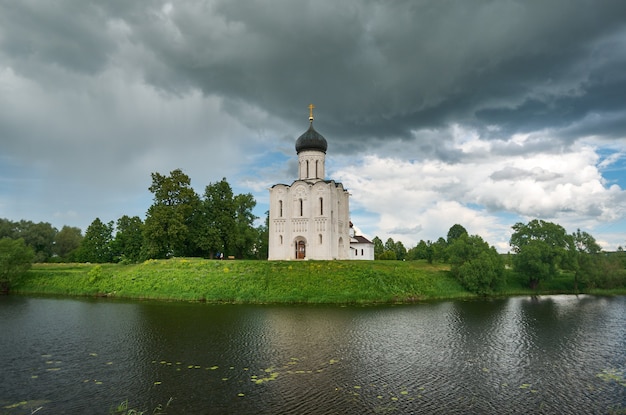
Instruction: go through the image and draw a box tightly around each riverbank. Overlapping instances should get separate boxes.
[11,258,626,303]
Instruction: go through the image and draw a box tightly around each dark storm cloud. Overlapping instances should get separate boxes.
[130,0,626,149]
[0,2,116,75]
[2,0,625,156]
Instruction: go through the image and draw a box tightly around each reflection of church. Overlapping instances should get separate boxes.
[268,105,373,260]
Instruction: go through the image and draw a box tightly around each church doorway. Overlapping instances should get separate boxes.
[296,240,306,259]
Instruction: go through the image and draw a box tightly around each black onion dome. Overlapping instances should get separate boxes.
[295,123,328,154]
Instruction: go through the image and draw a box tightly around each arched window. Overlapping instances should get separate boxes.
[319,234,323,244]
[299,198,303,216]
[315,160,319,178]
[319,197,323,215]
[306,160,309,178]
[279,235,283,245]
[279,200,283,217]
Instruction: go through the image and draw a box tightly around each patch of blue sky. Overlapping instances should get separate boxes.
[596,147,626,188]
[349,208,380,238]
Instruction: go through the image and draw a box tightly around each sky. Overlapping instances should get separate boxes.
[1,0,626,253]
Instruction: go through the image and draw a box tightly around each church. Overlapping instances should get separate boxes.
[268,105,373,260]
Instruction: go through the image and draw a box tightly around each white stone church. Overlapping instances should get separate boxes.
[268,106,373,260]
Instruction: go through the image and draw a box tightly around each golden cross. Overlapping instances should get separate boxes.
[308,103,315,121]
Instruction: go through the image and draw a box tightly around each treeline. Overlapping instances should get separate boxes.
[0,169,268,264]
[373,221,626,294]
[2,168,625,295]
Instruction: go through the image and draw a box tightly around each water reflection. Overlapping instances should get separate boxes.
[0,296,624,414]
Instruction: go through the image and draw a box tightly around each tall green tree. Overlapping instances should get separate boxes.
[0,238,35,292]
[407,240,428,260]
[254,211,270,260]
[232,193,258,258]
[447,224,468,245]
[433,237,449,263]
[378,237,397,260]
[78,218,114,263]
[448,234,504,295]
[143,169,200,258]
[372,236,384,259]
[112,216,144,263]
[197,178,237,257]
[394,240,407,261]
[384,237,396,252]
[0,218,17,239]
[1,220,58,262]
[571,228,602,290]
[510,219,575,289]
[54,226,83,261]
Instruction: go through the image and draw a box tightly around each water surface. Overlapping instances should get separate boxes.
[0,295,624,414]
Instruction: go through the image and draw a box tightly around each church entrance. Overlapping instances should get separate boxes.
[296,240,306,259]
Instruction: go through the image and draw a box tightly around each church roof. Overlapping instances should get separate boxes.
[352,235,373,244]
[295,122,328,154]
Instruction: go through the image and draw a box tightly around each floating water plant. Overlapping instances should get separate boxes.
[596,369,626,387]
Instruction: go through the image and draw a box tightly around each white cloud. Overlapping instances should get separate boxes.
[333,125,626,251]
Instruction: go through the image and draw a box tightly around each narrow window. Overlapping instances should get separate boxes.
[319,234,323,244]
[361,249,364,256]
[299,198,303,216]
[319,197,323,215]
[279,200,283,217]
[306,160,309,178]
[279,235,283,245]
[315,160,319,177]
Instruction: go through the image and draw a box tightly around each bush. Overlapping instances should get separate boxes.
[0,238,35,292]
[448,234,505,295]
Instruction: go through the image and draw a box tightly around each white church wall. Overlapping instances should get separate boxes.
[267,110,353,261]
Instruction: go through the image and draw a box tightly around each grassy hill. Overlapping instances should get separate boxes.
[13,259,468,303]
[11,258,625,303]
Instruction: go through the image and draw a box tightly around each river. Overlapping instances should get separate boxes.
[0,295,624,414]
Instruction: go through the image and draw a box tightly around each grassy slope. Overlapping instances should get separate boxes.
[12,259,626,303]
[13,259,470,303]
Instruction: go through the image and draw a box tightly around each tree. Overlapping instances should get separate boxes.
[0,238,35,293]
[572,229,601,255]
[372,237,384,259]
[384,237,396,253]
[433,237,449,263]
[0,218,17,239]
[447,224,468,245]
[394,240,407,261]
[78,218,114,263]
[143,169,200,258]
[0,220,57,262]
[377,237,405,260]
[112,216,144,263]
[510,219,575,289]
[54,226,83,261]
[407,240,428,260]
[232,193,258,258]
[571,229,604,290]
[448,234,504,295]
[378,250,397,260]
[253,211,270,260]
[195,178,237,258]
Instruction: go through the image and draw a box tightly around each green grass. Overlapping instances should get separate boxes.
[13,259,468,303]
[11,259,626,304]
